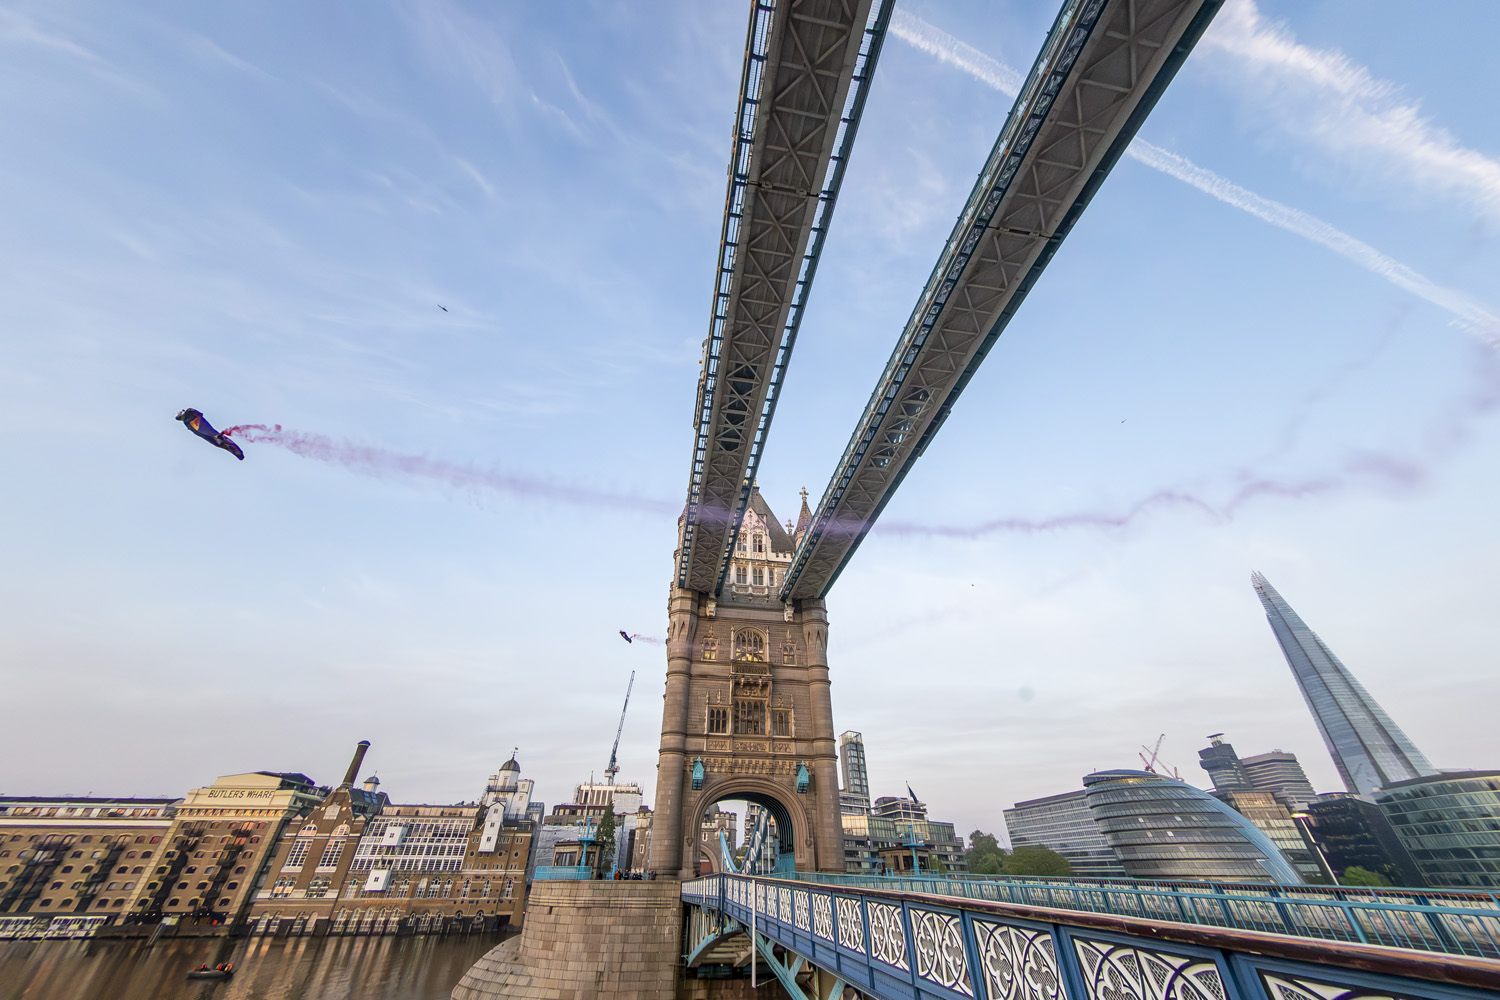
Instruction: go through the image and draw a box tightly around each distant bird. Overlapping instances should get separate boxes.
[1121,419,1127,423]
[438,305,449,312]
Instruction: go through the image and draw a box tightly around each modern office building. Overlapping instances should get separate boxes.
[1199,736,1318,812]
[1216,790,1330,883]
[870,796,965,872]
[1375,771,1500,889]
[1198,735,1253,793]
[1083,770,1304,884]
[1251,572,1438,798]
[1241,751,1318,812]
[1003,790,1126,877]
[839,731,871,806]
[1302,794,1424,887]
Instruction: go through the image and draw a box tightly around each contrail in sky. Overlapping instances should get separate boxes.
[223,424,675,516]
[875,344,1500,539]
[888,10,1500,346]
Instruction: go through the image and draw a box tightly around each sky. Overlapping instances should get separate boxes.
[2,0,1498,846]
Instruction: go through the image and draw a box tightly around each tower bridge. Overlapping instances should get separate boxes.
[453,0,1500,996]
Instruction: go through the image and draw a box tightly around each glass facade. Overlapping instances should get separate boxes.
[1303,793,1425,887]
[1003,789,1126,877]
[1083,770,1304,884]
[1252,572,1437,798]
[1375,772,1500,888]
[1240,751,1318,812]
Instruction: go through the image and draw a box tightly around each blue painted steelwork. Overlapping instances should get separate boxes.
[783,872,1500,960]
[677,0,895,595]
[683,874,1500,1000]
[532,866,593,881]
[780,0,1227,601]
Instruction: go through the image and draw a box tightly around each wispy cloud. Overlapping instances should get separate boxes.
[888,11,1500,346]
[0,8,105,64]
[1203,0,1500,225]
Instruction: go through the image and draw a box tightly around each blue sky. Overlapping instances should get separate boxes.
[2,0,1497,842]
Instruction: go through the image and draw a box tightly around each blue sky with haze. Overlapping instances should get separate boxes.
[2,0,1497,841]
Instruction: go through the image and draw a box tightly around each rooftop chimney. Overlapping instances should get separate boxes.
[341,740,371,788]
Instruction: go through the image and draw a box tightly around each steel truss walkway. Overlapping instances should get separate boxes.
[684,874,1500,1000]
[678,0,893,596]
[782,0,1224,600]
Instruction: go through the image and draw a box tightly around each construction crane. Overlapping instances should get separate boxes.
[603,670,635,786]
[1138,734,1181,780]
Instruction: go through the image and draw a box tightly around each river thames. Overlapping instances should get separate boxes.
[0,933,504,1000]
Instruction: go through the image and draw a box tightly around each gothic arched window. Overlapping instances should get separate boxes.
[733,629,765,662]
[781,640,796,665]
[700,637,718,661]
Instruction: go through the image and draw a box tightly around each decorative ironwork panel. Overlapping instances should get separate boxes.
[780,886,793,923]
[869,901,910,971]
[795,889,811,932]
[837,896,865,952]
[813,892,834,941]
[757,883,768,914]
[1072,937,1226,1000]
[1261,972,1422,1000]
[913,908,973,996]
[975,920,1063,1000]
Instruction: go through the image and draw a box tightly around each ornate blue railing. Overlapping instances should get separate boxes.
[782,872,1500,958]
[683,873,1500,1000]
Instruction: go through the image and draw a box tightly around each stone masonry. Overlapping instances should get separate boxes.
[451,880,683,1000]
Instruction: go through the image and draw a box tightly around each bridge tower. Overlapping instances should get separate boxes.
[650,490,844,877]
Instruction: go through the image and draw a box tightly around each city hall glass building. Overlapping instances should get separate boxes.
[1251,572,1437,798]
[1083,770,1303,884]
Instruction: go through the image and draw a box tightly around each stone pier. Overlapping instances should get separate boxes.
[451,880,683,1000]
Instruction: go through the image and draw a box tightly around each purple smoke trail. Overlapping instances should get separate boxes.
[222,424,676,516]
[626,634,665,646]
[875,345,1500,540]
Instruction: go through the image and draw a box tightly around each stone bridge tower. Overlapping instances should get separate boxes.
[649,489,844,877]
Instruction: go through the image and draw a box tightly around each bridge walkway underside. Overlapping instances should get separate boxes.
[684,874,1500,1000]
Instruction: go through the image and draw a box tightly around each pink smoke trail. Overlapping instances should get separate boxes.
[624,634,665,646]
[875,345,1500,540]
[222,424,676,516]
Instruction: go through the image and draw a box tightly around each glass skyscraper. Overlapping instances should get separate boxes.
[1251,572,1437,798]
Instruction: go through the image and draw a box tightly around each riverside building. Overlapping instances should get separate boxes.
[1083,770,1304,884]
[0,797,177,932]
[1003,790,1126,878]
[119,768,327,928]
[247,748,535,933]
[1375,771,1500,889]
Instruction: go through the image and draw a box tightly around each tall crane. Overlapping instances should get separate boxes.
[604,670,635,786]
[1138,734,1181,780]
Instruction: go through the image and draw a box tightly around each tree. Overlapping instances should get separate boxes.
[1002,845,1072,878]
[595,810,617,878]
[1339,865,1392,887]
[965,830,1009,875]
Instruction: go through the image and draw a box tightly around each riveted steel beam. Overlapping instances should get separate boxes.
[782,0,1225,601]
[678,0,892,596]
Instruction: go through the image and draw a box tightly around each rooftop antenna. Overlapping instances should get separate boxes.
[604,670,636,786]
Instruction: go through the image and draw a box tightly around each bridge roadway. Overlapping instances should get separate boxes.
[782,0,1224,601]
[683,872,1500,1000]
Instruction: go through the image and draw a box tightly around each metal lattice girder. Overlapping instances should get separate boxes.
[781,0,1224,601]
[677,0,893,596]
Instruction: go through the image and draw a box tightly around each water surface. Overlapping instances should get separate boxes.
[0,933,503,1000]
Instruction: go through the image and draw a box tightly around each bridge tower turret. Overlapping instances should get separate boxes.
[650,490,844,877]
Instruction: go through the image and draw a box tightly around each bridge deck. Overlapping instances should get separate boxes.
[684,873,1500,1000]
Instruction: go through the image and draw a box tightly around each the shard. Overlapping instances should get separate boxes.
[1251,572,1437,798]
